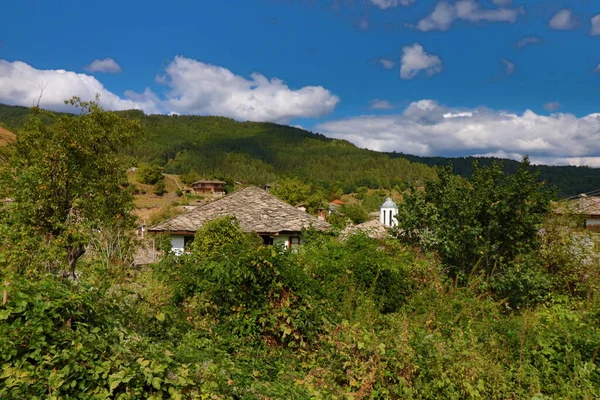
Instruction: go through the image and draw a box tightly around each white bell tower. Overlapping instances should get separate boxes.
[380,197,398,227]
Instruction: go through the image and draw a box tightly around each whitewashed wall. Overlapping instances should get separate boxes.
[170,235,186,255]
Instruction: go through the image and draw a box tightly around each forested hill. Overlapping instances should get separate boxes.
[1,102,599,196]
[0,103,435,192]
[392,152,600,198]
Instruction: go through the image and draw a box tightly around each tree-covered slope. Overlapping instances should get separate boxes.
[391,152,600,198]
[2,103,599,197]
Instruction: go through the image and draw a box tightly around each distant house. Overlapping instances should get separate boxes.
[341,219,389,240]
[571,195,600,231]
[148,186,330,254]
[329,199,344,214]
[191,180,226,195]
[341,197,398,239]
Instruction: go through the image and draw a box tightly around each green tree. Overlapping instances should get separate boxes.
[271,178,325,213]
[396,157,554,280]
[136,163,163,185]
[0,97,141,276]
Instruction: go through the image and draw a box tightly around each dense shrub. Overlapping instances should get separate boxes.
[136,164,163,185]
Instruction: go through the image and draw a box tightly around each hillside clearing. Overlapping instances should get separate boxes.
[0,126,16,146]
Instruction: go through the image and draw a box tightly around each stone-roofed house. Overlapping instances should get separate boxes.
[191,180,227,195]
[149,186,330,254]
[573,195,600,231]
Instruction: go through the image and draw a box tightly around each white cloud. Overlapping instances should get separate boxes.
[0,59,159,113]
[416,0,524,32]
[595,63,600,73]
[549,9,577,30]
[368,99,395,110]
[400,43,443,79]
[83,58,122,74]
[544,101,561,112]
[491,0,512,5]
[158,56,340,123]
[590,14,600,36]
[315,99,600,166]
[368,0,414,9]
[371,58,396,70]
[516,35,541,48]
[499,58,515,75]
[0,57,339,123]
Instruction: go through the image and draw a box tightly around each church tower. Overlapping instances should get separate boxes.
[380,197,398,227]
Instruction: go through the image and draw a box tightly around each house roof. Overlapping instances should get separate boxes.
[381,197,398,210]
[575,196,600,216]
[149,186,330,234]
[330,199,344,205]
[341,219,390,240]
[191,180,227,185]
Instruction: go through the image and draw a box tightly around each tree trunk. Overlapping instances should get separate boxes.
[67,244,85,279]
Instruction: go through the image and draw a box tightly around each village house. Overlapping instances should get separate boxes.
[149,186,330,254]
[572,194,600,231]
[191,180,227,195]
[341,197,398,239]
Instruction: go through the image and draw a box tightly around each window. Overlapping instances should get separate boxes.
[289,236,301,248]
[184,235,195,251]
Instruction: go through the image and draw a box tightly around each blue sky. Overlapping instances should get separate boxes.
[1,0,600,165]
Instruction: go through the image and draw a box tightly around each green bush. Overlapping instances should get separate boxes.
[136,164,163,185]
[153,180,166,196]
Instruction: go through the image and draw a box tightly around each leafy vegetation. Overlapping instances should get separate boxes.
[0,98,141,276]
[2,103,600,398]
[3,102,600,197]
[392,151,600,198]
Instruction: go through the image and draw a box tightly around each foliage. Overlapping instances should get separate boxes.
[136,164,164,185]
[153,180,167,196]
[393,151,600,198]
[0,98,141,276]
[396,158,554,282]
[179,169,201,185]
[340,202,369,224]
[2,103,600,398]
[270,178,325,213]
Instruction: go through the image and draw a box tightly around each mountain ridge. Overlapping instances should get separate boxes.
[0,103,597,197]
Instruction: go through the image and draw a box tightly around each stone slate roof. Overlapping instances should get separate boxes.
[341,219,390,240]
[576,196,600,216]
[149,186,330,234]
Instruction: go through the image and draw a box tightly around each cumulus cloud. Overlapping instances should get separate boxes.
[368,99,395,110]
[516,35,541,48]
[416,0,524,32]
[0,59,159,113]
[368,0,414,9]
[400,43,443,79]
[315,99,600,166]
[549,9,577,30]
[0,57,340,123]
[83,58,122,74]
[158,56,340,123]
[544,101,561,112]
[590,14,600,36]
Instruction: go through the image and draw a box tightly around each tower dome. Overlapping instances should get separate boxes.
[380,197,398,227]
